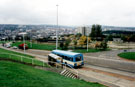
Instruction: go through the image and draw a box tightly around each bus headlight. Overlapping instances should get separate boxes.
[81,62,84,65]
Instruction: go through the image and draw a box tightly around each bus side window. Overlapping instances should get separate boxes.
[61,55,64,58]
[63,56,65,59]
[57,54,60,57]
[70,58,73,61]
[67,57,70,61]
[65,56,67,60]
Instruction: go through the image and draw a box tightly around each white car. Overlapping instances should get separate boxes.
[12,46,18,49]
[6,44,11,48]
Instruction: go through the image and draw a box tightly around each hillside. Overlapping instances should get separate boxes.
[0,61,105,87]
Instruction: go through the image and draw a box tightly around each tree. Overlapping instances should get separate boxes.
[59,42,64,50]
[78,36,87,47]
[107,34,113,41]
[121,34,127,42]
[90,25,96,38]
[88,37,91,43]
[95,42,101,49]
[90,24,103,40]
[96,25,102,37]
[63,39,71,50]
[100,40,108,50]
[130,34,135,42]
[73,39,77,49]
[76,33,82,40]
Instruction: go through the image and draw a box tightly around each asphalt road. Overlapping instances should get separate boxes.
[84,49,135,60]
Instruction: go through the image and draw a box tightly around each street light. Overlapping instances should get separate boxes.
[56,4,59,50]
[30,30,32,48]
[86,27,89,52]
[19,32,27,53]
[87,36,89,51]
[12,36,16,42]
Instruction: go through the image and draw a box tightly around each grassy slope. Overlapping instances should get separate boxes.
[12,41,56,50]
[0,48,48,67]
[0,61,106,87]
[0,48,33,58]
[118,52,135,60]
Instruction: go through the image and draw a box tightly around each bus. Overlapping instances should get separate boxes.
[48,50,84,68]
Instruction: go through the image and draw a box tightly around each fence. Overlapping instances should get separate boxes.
[0,53,79,78]
[0,53,48,67]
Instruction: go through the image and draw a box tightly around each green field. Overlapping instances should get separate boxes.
[12,41,56,50]
[0,61,106,87]
[0,48,48,67]
[118,52,135,60]
[12,41,110,53]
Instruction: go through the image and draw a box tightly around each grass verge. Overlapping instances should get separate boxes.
[118,52,135,60]
[73,48,110,53]
[12,41,56,50]
[0,61,106,87]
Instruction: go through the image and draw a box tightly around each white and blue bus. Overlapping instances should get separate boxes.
[48,50,84,68]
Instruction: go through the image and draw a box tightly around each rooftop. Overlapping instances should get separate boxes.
[52,50,81,56]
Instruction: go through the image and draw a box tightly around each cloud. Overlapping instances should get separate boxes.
[0,0,135,27]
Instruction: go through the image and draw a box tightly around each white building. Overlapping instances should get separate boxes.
[76,27,91,36]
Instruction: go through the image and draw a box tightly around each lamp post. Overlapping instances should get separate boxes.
[56,4,59,50]
[12,36,15,42]
[85,26,89,52]
[87,35,89,51]
[30,30,32,48]
[19,32,27,53]
[23,34,25,53]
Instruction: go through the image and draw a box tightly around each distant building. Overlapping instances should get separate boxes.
[113,38,123,42]
[50,36,61,40]
[76,27,91,36]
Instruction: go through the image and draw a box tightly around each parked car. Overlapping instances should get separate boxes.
[12,46,18,49]
[6,45,11,48]
[18,43,28,50]
[5,43,11,48]
[123,49,127,52]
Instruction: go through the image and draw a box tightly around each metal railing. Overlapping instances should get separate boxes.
[0,53,47,67]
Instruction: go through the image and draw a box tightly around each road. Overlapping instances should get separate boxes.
[84,49,135,60]
[1,46,135,87]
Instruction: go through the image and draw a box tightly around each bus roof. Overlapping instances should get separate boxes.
[48,53,61,59]
[52,50,81,57]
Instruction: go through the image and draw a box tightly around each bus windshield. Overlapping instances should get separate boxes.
[75,56,82,62]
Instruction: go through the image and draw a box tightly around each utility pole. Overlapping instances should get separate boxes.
[87,35,89,51]
[19,32,27,53]
[56,4,59,50]
[23,34,25,53]
[30,30,32,48]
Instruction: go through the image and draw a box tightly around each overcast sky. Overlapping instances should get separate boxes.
[0,0,135,27]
